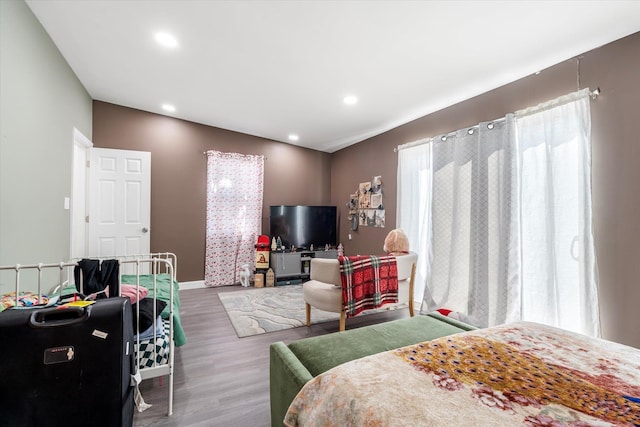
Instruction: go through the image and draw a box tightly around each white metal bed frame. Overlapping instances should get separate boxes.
[0,252,177,416]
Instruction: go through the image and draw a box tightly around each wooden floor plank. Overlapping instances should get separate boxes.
[133,285,410,427]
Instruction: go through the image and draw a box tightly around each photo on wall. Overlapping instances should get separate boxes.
[370,193,383,209]
[359,181,372,208]
[364,209,385,228]
[359,193,371,209]
[358,209,386,228]
[372,176,382,194]
[349,192,359,214]
[359,210,367,226]
[359,181,371,195]
[351,176,384,227]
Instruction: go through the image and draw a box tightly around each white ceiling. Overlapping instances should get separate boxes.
[26,1,640,153]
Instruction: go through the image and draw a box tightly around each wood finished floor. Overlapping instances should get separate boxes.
[133,285,411,427]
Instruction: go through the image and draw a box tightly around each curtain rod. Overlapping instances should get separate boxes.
[392,117,506,153]
[202,151,267,160]
[393,88,600,153]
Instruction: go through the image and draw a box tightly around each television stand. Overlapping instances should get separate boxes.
[270,250,338,285]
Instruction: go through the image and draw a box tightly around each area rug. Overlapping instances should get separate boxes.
[218,285,405,338]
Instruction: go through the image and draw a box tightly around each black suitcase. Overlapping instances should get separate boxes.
[0,297,135,427]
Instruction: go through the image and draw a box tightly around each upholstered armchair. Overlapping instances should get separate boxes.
[303,252,418,331]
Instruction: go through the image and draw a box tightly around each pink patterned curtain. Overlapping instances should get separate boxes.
[205,150,264,287]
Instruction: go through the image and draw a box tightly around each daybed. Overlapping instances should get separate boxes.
[269,312,476,426]
[0,253,184,419]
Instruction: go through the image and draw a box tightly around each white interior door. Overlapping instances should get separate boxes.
[88,148,151,257]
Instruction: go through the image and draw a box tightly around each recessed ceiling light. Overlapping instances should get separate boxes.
[343,95,358,105]
[155,32,178,48]
[288,134,299,142]
[162,104,176,113]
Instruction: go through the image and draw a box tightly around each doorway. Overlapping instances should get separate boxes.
[70,133,151,260]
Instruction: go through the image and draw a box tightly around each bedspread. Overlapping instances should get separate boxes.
[284,322,640,426]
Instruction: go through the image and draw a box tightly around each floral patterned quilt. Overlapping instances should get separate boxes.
[284,322,640,426]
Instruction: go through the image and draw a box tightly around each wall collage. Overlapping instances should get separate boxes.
[347,175,385,231]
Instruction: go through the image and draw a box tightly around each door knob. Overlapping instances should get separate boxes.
[142,227,149,233]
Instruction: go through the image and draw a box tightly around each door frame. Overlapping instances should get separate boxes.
[70,128,92,259]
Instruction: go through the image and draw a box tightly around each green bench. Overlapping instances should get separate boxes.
[269,313,476,426]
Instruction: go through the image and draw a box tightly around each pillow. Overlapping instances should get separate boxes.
[131,298,167,332]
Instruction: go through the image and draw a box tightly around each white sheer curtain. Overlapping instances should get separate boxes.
[205,150,264,287]
[398,89,600,336]
[517,90,599,337]
[397,139,432,306]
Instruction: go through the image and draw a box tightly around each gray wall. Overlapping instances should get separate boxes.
[0,0,92,267]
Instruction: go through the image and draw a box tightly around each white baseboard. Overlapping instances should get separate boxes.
[179,280,206,290]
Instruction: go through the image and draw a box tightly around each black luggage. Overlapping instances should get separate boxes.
[0,297,135,427]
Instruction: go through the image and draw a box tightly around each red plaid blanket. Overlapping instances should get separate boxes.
[339,255,398,318]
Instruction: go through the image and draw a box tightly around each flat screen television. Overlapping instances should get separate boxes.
[269,205,337,251]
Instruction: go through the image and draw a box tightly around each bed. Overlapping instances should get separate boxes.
[284,321,640,426]
[0,252,184,416]
[269,313,476,426]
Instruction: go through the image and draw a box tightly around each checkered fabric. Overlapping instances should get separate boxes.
[135,319,170,369]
